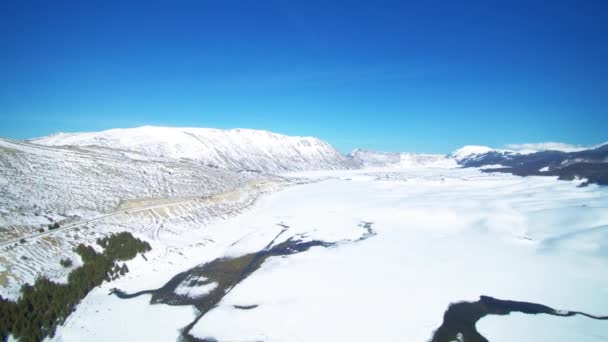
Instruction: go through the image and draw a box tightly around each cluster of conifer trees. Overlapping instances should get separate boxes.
[0,232,151,341]
[96,232,151,261]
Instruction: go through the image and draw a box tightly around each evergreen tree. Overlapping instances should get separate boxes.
[0,231,151,341]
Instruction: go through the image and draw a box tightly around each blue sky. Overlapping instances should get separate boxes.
[1,0,607,153]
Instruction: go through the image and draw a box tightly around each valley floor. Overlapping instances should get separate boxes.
[51,168,608,341]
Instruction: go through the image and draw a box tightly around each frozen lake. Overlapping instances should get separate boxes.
[54,168,608,341]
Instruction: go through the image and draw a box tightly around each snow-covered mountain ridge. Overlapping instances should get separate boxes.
[30,126,355,173]
[449,142,608,163]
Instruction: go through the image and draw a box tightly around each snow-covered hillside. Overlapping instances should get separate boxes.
[30,126,355,173]
[349,148,456,169]
[0,136,297,299]
[0,137,257,229]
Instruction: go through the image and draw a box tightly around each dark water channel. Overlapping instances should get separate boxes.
[431,295,608,342]
[112,222,375,341]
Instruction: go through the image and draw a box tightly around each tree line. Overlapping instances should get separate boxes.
[0,232,151,341]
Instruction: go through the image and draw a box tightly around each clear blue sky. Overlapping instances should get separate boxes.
[1,0,607,153]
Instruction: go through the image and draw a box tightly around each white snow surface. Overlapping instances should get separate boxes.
[29,126,355,173]
[175,279,218,299]
[50,168,608,342]
[477,311,606,342]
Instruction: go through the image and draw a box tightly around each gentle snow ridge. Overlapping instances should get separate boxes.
[0,137,258,230]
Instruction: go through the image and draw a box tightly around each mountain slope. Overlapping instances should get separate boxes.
[449,145,497,163]
[0,137,256,228]
[30,126,355,173]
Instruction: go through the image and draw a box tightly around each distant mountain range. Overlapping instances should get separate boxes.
[1,126,607,230]
[26,127,608,186]
[450,143,608,186]
[347,149,457,169]
[2,125,606,227]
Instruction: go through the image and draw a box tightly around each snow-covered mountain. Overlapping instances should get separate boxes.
[30,126,355,173]
[348,149,456,169]
[448,145,498,163]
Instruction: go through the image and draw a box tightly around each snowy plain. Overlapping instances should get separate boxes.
[50,167,608,342]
